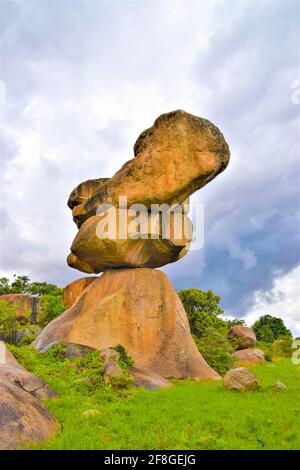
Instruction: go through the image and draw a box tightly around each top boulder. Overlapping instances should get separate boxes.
[70,110,230,227]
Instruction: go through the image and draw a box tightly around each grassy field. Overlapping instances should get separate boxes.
[9,347,300,450]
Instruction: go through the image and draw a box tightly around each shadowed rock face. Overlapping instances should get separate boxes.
[67,210,192,273]
[35,269,220,381]
[70,110,230,228]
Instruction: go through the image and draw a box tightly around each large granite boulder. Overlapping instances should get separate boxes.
[62,276,98,309]
[0,294,45,325]
[234,348,265,365]
[35,268,220,381]
[67,210,192,273]
[70,110,230,228]
[228,325,256,350]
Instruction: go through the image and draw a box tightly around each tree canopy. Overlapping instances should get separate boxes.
[0,275,62,297]
[252,314,292,343]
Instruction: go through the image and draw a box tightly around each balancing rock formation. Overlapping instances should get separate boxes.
[35,110,230,380]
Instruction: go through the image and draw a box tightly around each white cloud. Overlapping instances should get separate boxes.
[244,265,300,337]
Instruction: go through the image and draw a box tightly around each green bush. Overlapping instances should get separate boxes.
[113,344,134,368]
[0,300,20,343]
[271,339,293,359]
[40,294,64,326]
[256,341,273,362]
[194,328,236,376]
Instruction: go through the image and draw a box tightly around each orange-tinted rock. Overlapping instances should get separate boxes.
[71,110,230,227]
[228,325,256,350]
[68,210,192,274]
[35,269,220,381]
[224,367,258,391]
[62,277,98,310]
[0,294,33,323]
[235,348,265,365]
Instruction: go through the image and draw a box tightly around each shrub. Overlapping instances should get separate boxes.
[113,344,134,368]
[0,300,20,343]
[271,339,293,359]
[194,328,236,376]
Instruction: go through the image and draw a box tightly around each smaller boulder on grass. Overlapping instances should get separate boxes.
[234,348,265,365]
[274,381,286,390]
[224,367,258,391]
[228,326,256,350]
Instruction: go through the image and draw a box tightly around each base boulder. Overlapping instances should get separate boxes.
[35,268,220,381]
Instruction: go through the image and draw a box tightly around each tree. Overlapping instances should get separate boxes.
[178,288,225,338]
[226,318,246,328]
[0,300,20,343]
[0,275,62,297]
[252,315,292,343]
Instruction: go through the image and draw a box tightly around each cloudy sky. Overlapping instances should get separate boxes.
[1,0,299,335]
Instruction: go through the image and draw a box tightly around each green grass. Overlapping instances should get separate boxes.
[9,346,300,450]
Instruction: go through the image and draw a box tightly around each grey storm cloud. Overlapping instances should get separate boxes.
[0,0,299,331]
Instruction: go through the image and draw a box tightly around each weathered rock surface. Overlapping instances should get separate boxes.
[62,276,98,309]
[0,342,56,400]
[0,294,45,325]
[70,110,230,227]
[0,342,58,449]
[234,348,265,365]
[100,348,120,363]
[228,325,256,350]
[103,361,125,383]
[35,269,220,380]
[224,367,258,391]
[68,210,192,273]
[0,380,59,449]
[129,367,172,390]
[39,341,96,359]
[0,294,33,323]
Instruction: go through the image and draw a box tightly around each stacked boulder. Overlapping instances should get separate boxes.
[228,325,265,365]
[35,110,230,380]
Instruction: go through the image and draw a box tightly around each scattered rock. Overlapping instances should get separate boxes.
[234,348,265,365]
[100,348,120,363]
[224,367,258,391]
[35,269,220,381]
[39,341,96,359]
[274,381,286,390]
[103,361,125,383]
[81,409,102,418]
[64,343,96,359]
[228,326,256,350]
[62,277,98,310]
[129,367,172,391]
[0,380,59,449]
